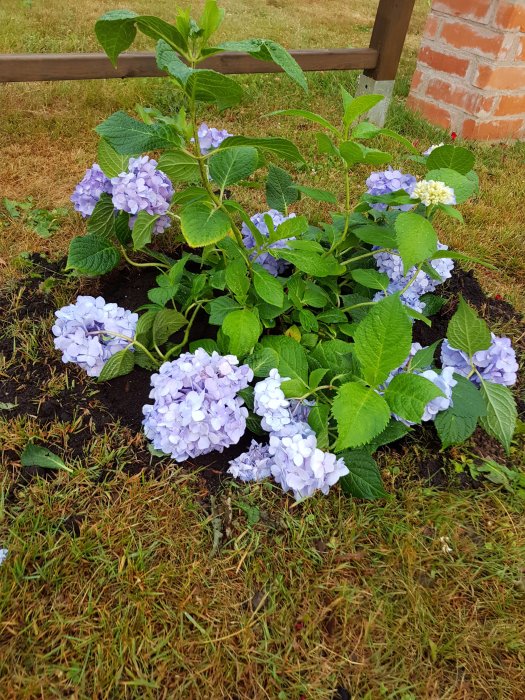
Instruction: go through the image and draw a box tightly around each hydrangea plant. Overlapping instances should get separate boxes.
[56,1,519,501]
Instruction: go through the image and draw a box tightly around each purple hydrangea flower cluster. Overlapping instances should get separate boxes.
[71,164,112,217]
[242,210,297,277]
[52,296,138,377]
[365,167,417,211]
[441,335,518,386]
[229,370,348,500]
[196,123,233,154]
[228,440,272,482]
[111,156,174,234]
[418,367,457,421]
[142,350,253,462]
[373,242,454,313]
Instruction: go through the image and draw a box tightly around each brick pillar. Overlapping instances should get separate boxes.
[407,0,525,141]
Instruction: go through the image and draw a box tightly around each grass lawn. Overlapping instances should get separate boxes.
[1,1,525,698]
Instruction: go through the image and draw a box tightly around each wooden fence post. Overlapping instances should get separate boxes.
[356,0,416,126]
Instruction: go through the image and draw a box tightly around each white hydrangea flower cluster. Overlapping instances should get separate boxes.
[228,369,348,501]
[411,180,456,206]
[422,143,444,156]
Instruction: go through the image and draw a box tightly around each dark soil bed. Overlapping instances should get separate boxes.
[1,254,523,497]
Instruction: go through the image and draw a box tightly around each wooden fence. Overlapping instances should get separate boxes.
[0,0,415,84]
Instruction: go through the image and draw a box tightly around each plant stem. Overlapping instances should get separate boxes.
[340,301,377,313]
[399,263,423,296]
[163,302,204,361]
[87,331,159,366]
[340,248,388,266]
[120,246,169,270]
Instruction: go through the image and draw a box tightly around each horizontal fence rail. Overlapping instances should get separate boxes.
[0,48,379,83]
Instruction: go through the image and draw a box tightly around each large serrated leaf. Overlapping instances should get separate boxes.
[447,296,491,357]
[95,111,172,155]
[180,203,231,247]
[434,411,478,449]
[208,146,258,187]
[332,382,391,451]
[427,145,474,175]
[97,139,130,178]
[86,194,116,240]
[157,150,201,183]
[66,235,120,276]
[152,308,187,346]
[218,135,304,164]
[98,349,135,382]
[132,211,160,250]
[222,309,261,357]
[265,164,299,212]
[384,373,444,423]
[353,295,412,387]
[253,264,284,307]
[260,335,308,383]
[339,450,388,499]
[95,10,138,66]
[395,212,438,273]
[480,381,517,453]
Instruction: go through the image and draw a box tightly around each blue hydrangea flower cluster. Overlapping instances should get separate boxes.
[373,242,454,313]
[196,123,233,154]
[71,164,112,217]
[142,350,253,462]
[365,167,417,211]
[111,156,174,234]
[242,210,297,276]
[229,369,348,500]
[0,548,8,566]
[441,335,518,386]
[52,296,138,377]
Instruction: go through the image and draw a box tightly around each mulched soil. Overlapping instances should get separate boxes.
[1,254,523,497]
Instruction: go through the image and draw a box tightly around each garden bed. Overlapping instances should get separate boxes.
[1,253,523,500]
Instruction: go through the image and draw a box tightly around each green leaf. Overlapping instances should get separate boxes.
[353,224,397,248]
[260,335,308,383]
[273,249,344,277]
[155,40,192,82]
[189,338,220,354]
[95,10,138,66]
[364,420,411,453]
[219,39,307,91]
[271,215,308,242]
[339,451,387,499]
[114,211,132,244]
[409,341,440,371]
[20,444,73,473]
[309,339,355,382]
[268,109,339,134]
[222,309,261,357]
[435,411,478,449]
[447,296,491,357]
[394,212,437,273]
[135,310,157,346]
[157,150,200,183]
[180,203,231,247]
[339,141,364,167]
[384,373,444,423]
[343,94,384,128]
[186,69,244,109]
[449,374,487,419]
[218,135,304,164]
[135,16,188,52]
[97,138,130,178]
[152,308,187,346]
[98,349,135,382]
[225,258,250,303]
[316,133,339,156]
[427,145,474,175]
[95,111,172,155]
[425,168,477,204]
[86,194,116,240]
[200,0,224,41]
[253,264,284,307]
[207,296,241,325]
[350,268,390,291]
[245,346,280,377]
[265,164,299,212]
[292,185,337,204]
[132,211,159,250]
[353,295,412,387]
[377,128,420,155]
[308,404,330,450]
[66,235,120,276]
[208,146,258,187]
[332,382,391,451]
[480,381,517,453]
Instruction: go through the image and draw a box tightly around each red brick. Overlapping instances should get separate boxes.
[424,15,441,40]
[407,95,452,129]
[495,94,525,115]
[426,78,495,114]
[419,45,471,76]
[517,36,525,60]
[474,64,525,89]
[494,2,525,31]
[411,68,424,92]
[440,20,505,57]
[433,0,492,23]
[462,117,524,140]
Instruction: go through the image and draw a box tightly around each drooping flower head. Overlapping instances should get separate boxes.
[365,167,417,211]
[52,296,138,377]
[441,334,518,387]
[242,210,297,276]
[111,156,174,234]
[196,123,233,154]
[142,350,253,462]
[228,440,272,482]
[71,164,112,217]
[268,421,349,501]
[411,180,456,206]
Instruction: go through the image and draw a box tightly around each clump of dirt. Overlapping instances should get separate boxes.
[1,254,523,499]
